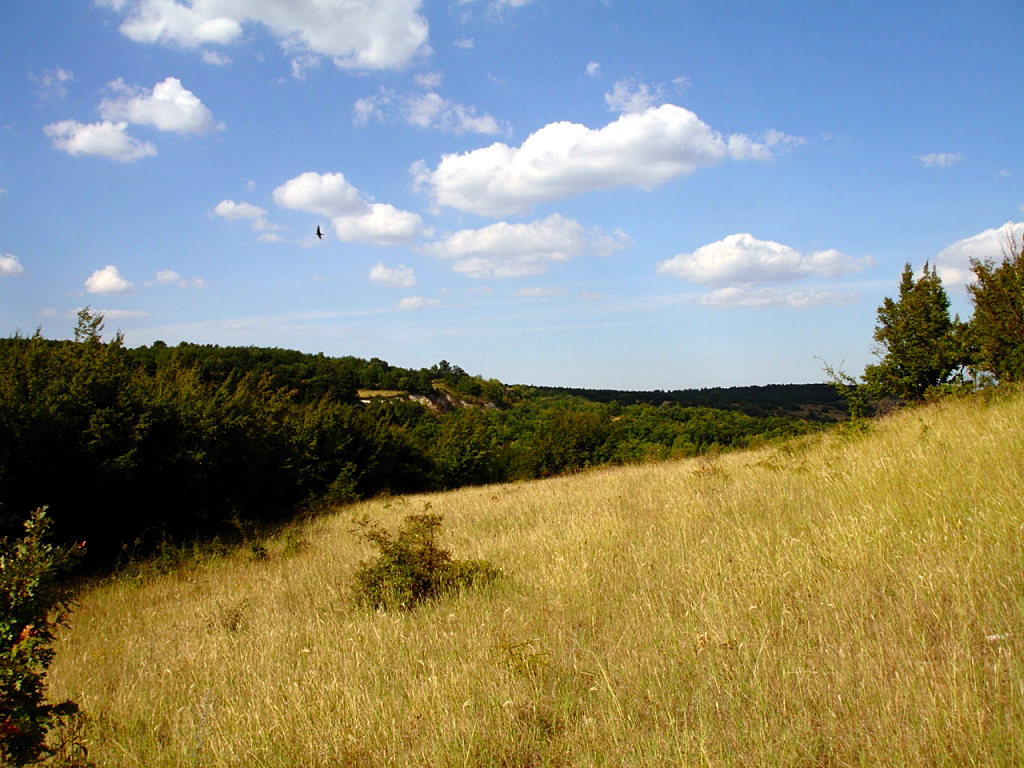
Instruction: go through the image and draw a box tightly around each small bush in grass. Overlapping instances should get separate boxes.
[0,508,85,766]
[351,512,501,610]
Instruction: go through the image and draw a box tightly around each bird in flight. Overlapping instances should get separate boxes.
[316,225,324,240]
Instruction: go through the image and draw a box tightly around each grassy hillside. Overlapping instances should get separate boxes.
[49,390,1024,766]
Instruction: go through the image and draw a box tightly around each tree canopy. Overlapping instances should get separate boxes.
[863,262,966,400]
[967,229,1024,382]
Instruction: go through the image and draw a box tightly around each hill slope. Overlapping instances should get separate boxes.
[51,390,1024,766]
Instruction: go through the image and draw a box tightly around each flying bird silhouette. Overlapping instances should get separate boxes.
[316,225,324,240]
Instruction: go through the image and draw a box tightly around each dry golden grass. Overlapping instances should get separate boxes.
[49,391,1024,766]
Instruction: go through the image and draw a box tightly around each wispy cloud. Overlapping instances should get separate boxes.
[370,263,417,288]
[354,88,508,135]
[916,152,964,168]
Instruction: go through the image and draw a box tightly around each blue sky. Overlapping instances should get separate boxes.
[2,1,1022,389]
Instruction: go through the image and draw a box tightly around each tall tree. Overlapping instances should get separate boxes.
[967,228,1024,382]
[863,262,965,399]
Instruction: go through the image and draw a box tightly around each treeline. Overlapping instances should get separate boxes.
[529,383,846,421]
[0,311,823,569]
[129,341,507,404]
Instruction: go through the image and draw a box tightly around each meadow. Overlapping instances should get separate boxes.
[48,390,1024,766]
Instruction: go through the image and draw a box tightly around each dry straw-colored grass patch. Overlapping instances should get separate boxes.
[49,392,1024,766]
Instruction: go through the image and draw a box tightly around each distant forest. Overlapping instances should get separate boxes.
[0,314,841,570]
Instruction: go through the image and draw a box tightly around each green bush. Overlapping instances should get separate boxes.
[0,508,83,766]
[351,513,501,610]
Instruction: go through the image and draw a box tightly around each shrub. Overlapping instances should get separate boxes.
[351,512,501,610]
[0,508,83,766]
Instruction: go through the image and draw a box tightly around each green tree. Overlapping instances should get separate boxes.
[863,262,966,400]
[967,228,1024,382]
[0,508,83,766]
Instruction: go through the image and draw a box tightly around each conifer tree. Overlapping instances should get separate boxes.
[967,229,1024,382]
[863,262,965,399]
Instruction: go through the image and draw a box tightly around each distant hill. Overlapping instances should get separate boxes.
[527,382,847,421]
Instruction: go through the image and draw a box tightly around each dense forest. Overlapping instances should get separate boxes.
[0,310,831,570]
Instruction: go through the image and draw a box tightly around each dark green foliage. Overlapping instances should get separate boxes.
[967,229,1024,382]
[0,508,83,766]
[0,312,826,571]
[863,263,967,400]
[351,513,502,610]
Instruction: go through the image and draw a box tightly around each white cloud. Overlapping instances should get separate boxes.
[586,61,600,77]
[518,285,565,297]
[656,233,868,284]
[213,199,267,221]
[201,49,232,65]
[153,269,181,284]
[397,296,441,310]
[273,171,426,245]
[699,287,859,309]
[273,172,369,218]
[96,308,151,320]
[99,77,223,134]
[147,269,205,287]
[43,119,158,162]
[422,213,625,278]
[332,204,428,245]
[453,37,474,49]
[99,0,429,71]
[85,265,134,295]
[355,88,506,135]
[212,199,277,231]
[369,263,417,287]
[414,104,804,216]
[1,254,25,277]
[31,67,74,101]
[604,78,662,113]
[414,71,443,88]
[935,221,1024,287]
[917,152,964,168]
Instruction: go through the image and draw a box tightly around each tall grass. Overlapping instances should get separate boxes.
[49,391,1024,766]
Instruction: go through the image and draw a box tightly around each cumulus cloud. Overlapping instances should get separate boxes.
[656,233,868,284]
[212,199,277,231]
[917,152,964,168]
[414,104,804,216]
[273,171,427,245]
[332,204,428,245]
[1,254,25,277]
[935,221,1024,287]
[44,76,220,161]
[97,0,429,71]
[422,213,627,278]
[99,77,223,134]
[273,172,368,218]
[586,61,600,77]
[85,265,134,295]
[369,263,417,287]
[354,88,506,135]
[43,119,157,162]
